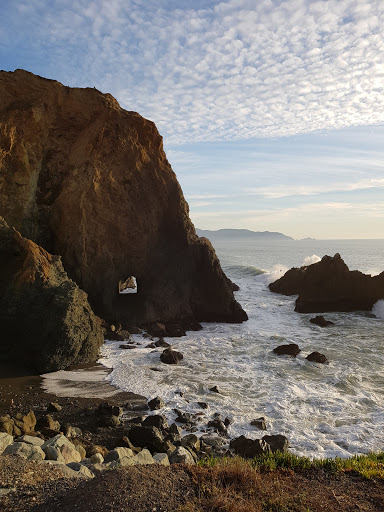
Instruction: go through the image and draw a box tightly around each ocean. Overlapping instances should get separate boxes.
[43,239,384,459]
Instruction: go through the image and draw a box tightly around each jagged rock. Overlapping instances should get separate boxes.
[153,452,170,466]
[231,281,240,291]
[89,452,104,464]
[142,415,169,431]
[42,434,81,464]
[200,434,226,449]
[174,410,195,425]
[129,449,156,465]
[169,446,195,465]
[207,418,228,436]
[128,426,170,453]
[181,434,200,452]
[74,444,87,460]
[209,386,220,393]
[98,415,121,427]
[36,415,60,433]
[273,344,301,357]
[262,434,289,453]
[306,352,329,364]
[230,436,271,458]
[13,410,36,435]
[224,417,233,427]
[104,447,134,464]
[0,218,103,373]
[0,433,14,454]
[0,69,247,328]
[269,253,384,313]
[197,402,208,409]
[148,396,165,411]
[251,417,267,430]
[95,403,123,418]
[310,316,335,327]
[160,348,183,365]
[17,435,44,447]
[0,416,14,436]
[47,402,62,413]
[66,463,95,478]
[64,425,83,438]
[43,460,89,479]
[3,442,45,461]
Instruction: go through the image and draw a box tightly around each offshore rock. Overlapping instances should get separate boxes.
[269,253,384,313]
[0,69,247,326]
[0,217,103,373]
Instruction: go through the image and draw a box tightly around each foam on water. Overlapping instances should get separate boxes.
[43,243,384,459]
[372,300,384,319]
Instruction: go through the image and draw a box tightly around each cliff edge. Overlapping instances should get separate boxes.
[0,69,246,327]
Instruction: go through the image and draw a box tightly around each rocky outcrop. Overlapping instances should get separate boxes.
[269,254,384,313]
[0,217,103,373]
[0,69,246,326]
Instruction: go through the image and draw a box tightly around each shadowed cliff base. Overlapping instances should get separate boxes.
[0,69,247,330]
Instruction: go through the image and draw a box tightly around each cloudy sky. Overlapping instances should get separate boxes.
[2,0,384,239]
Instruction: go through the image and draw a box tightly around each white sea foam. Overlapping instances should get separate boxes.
[372,300,384,319]
[302,254,321,266]
[265,264,290,284]
[42,240,384,459]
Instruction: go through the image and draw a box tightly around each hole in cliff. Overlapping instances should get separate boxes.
[119,276,138,294]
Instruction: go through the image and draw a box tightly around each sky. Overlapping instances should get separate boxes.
[1,0,384,239]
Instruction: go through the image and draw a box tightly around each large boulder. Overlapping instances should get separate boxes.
[269,253,384,313]
[0,69,247,327]
[0,217,103,373]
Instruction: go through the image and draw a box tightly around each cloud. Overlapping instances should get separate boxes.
[248,178,384,198]
[3,0,384,145]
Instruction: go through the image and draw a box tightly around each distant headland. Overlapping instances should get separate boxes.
[196,228,294,241]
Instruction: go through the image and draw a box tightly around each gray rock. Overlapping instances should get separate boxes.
[104,447,134,464]
[230,436,271,458]
[89,452,104,464]
[169,446,195,465]
[142,414,169,431]
[160,348,183,365]
[128,426,170,453]
[42,434,81,464]
[251,417,267,430]
[153,453,170,466]
[181,434,200,452]
[0,433,14,454]
[129,449,155,465]
[262,434,289,453]
[200,434,226,449]
[66,462,95,478]
[43,460,88,479]
[148,396,165,410]
[3,442,45,461]
[64,425,83,438]
[17,435,44,447]
[208,418,227,436]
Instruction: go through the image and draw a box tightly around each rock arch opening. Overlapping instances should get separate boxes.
[119,276,137,294]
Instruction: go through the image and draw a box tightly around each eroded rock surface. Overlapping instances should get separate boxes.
[269,253,384,313]
[0,217,103,373]
[0,69,247,327]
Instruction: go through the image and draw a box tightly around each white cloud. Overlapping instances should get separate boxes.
[4,0,384,145]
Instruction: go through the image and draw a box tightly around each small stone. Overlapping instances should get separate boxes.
[310,315,334,327]
[273,343,301,357]
[209,386,220,394]
[262,434,289,453]
[306,352,329,364]
[160,348,183,365]
[47,402,62,413]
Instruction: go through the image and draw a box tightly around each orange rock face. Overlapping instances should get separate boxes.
[0,70,247,326]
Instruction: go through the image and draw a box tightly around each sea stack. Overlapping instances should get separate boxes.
[0,69,247,330]
[269,253,384,313]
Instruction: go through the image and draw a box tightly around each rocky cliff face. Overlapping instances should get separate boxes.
[269,253,384,313]
[0,69,246,326]
[0,217,103,373]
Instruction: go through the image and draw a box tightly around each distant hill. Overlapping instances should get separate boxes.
[196,228,294,241]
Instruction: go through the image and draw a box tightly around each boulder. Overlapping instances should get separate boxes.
[64,425,83,438]
[197,402,208,409]
[306,352,329,364]
[104,447,134,464]
[0,69,247,328]
[181,434,201,452]
[169,446,195,465]
[0,416,15,436]
[262,434,289,453]
[269,253,384,313]
[153,452,170,466]
[273,344,301,357]
[128,426,170,453]
[66,463,95,478]
[42,434,81,464]
[142,415,169,431]
[89,452,104,464]
[200,434,226,449]
[17,435,44,447]
[0,433,14,454]
[36,415,60,434]
[207,418,228,436]
[148,396,165,411]
[0,218,103,373]
[251,417,267,430]
[160,348,183,365]
[229,436,271,458]
[3,442,45,461]
[129,449,156,465]
[310,316,334,327]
